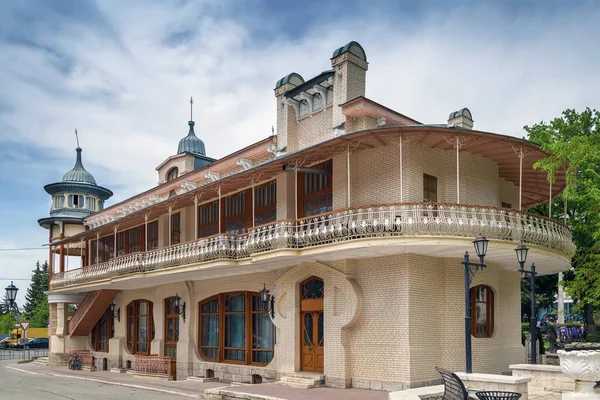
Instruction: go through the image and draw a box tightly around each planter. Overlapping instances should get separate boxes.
[558,350,600,399]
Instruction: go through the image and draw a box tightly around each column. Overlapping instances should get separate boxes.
[347,146,351,207]
[558,272,565,324]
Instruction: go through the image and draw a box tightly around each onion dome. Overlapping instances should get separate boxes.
[62,147,97,185]
[177,120,206,156]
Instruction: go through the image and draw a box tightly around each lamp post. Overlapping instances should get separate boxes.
[515,242,536,364]
[5,281,19,343]
[259,284,275,319]
[463,235,488,374]
[174,293,186,322]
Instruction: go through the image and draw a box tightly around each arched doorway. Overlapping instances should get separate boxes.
[300,276,324,373]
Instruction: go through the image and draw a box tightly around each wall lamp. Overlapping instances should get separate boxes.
[174,293,186,322]
[110,302,120,322]
[259,284,275,319]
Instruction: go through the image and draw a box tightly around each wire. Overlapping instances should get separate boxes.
[0,247,46,252]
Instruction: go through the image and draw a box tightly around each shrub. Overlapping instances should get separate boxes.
[586,333,600,343]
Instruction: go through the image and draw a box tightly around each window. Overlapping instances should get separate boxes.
[90,235,115,264]
[68,194,85,208]
[127,300,155,354]
[147,220,159,250]
[298,160,333,217]
[171,213,181,245]
[164,297,179,359]
[254,181,277,226]
[199,292,275,366]
[128,226,142,253]
[223,190,251,234]
[198,200,219,238]
[423,174,438,202]
[471,285,494,338]
[167,167,178,182]
[92,307,113,352]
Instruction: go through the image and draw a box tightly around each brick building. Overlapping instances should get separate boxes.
[40,41,574,390]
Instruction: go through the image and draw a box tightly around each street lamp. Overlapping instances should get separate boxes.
[462,235,488,374]
[515,242,537,364]
[5,281,18,309]
[260,284,275,319]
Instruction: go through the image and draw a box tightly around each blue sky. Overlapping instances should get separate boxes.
[0,0,598,307]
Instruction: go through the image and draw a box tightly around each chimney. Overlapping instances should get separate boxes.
[330,41,368,127]
[448,108,473,129]
[274,73,305,151]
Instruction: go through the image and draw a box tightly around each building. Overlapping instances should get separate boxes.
[40,41,574,390]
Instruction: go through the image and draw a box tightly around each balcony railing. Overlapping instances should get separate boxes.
[50,203,574,289]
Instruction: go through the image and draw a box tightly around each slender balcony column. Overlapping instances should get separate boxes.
[113,226,118,258]
[518,147,524,210]
[95,232,100,264]
[218,186,222,234]
[456,137,460,203]
[66,243,69,271]
[144,213,149,251]
[58,221,65,273]
[251,182,255,227]
[347,145,351,207]
[549,178,553,217]
[294,165,298,219]
[399,139,403,202]
[168,206,173,245]
[80,237,84,268]
[194,196,199,237]
[558,272,565,324]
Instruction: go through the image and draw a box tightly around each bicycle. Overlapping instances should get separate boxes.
[68,353,82,370]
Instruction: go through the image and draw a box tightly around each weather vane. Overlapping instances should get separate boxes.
[190,97,194,121]
[75,129,80,148]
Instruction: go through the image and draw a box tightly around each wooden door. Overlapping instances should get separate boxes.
[164,297,179,380]
[300,277,324,373]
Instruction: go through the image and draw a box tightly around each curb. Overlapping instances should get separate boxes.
[6,365,202,398]
[46,373,204,398]
[204,388,287,400]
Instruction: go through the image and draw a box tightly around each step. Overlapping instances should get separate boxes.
[31,357,49,366]
[276,375,323,389]
[110,368,126,373]
[275,381,318,389]
[283,371,325,381]
[280,376,321,385]
[187,376,220,382]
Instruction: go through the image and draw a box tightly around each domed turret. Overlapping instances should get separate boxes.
[62,147,97,185]
[177,120,206,156]
[38,132,113,230]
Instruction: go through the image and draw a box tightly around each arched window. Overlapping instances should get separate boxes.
[167,167,178,182]
[199,292,275,366]
[471,285,494,338]
[313,94,323,111]
[127,300,155,354]
[299,99,310,117]
[92,306,113,352]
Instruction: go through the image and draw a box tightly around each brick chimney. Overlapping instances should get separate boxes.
[448,108,473,129]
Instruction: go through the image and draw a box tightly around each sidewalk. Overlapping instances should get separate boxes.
[7,362,388,400]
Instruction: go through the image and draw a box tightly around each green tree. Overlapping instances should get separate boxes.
[525,108,600,332]
[0,312,17,334]
[29,297,49,328]
[23,261,49,319]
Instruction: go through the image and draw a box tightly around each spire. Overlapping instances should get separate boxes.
[62,129,97,185]
[178,97,206,156]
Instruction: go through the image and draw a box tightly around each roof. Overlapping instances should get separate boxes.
[62,148,96,185]
[331,41,367,62]
[283,70,334,99]
[275,72,304,90]
[177,121,206,156]
[55,125,568,244]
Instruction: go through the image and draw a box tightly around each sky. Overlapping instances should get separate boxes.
[0,0,598,308]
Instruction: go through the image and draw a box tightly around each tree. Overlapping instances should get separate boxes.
[0,312,17,334]
[525,108,600,332]
[23,261,49,320]
[30,297,49,328]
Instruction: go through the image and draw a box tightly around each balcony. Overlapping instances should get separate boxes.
[50,203,574,290]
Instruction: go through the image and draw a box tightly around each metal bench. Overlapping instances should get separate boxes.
[435,367,470,400]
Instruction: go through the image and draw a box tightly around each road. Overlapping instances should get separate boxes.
[0,360,188,400]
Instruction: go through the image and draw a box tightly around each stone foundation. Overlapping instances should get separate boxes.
[48,352,69,367]
[90,352,121,371]
[510,364,576,393]
[191,361,277,384]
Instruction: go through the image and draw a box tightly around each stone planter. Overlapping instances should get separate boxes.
[558,350,600,399]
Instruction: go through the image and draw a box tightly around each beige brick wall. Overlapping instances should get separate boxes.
[61,252,525,387]
[157,154,195,185]
[287,105,334,152]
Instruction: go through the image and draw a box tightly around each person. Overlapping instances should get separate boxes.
[547,317,558,350]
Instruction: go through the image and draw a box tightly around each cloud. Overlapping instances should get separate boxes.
[0,0,598,289]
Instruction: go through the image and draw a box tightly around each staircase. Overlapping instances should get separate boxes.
[69,290,120,336]
[276,372,325,389]
[32,357,49,366]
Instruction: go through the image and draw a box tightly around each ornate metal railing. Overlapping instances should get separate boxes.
[135,355,174,378]
[50,203,574,289]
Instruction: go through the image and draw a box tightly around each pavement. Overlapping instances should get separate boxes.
[2,359,389,400]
